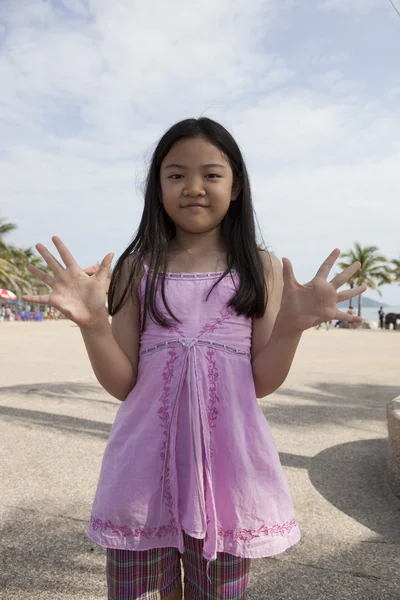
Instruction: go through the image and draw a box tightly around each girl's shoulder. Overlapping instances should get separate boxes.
[258,248,281,276]
[112,253,145,305]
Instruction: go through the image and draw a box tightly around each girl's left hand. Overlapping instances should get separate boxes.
[279,249,366,332]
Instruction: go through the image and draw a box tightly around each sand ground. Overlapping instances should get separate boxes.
[0,321,399,599]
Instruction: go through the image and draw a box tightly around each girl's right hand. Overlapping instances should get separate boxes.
[22,236,114,329]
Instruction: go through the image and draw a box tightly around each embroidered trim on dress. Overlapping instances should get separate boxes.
[205,349,220,459]
[168,322,185,337]
[158,350,179,522]
[218,518,298,541]
[198,306,236,338]
[140,338,250,359]
[89,515,298,543]
[89,515,176,539]
[205,349,219,429]
[163,270,237,280]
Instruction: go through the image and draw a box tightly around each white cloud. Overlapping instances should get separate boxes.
[1,0,295,151]
[310,53,349,68]
[318,0,383,12]
[309,70,363,95]
[1,0,399,305]
[385,85,400,99]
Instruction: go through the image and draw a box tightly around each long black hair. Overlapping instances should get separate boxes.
[108,117,269,330]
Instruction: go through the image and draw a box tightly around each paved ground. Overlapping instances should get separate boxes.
[0,321,399,599]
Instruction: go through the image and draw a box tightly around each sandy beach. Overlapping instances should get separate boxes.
[1,320,399,599]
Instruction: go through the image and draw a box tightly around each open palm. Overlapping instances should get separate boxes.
[280,249,366,331]
[22,237,113,328]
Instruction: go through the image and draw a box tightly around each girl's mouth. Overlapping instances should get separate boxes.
[182,204,208,210]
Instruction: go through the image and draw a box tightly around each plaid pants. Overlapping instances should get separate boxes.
[106,530,251,599]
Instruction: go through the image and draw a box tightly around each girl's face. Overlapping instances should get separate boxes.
[160,137,235,236]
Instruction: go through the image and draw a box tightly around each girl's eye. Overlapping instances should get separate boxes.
[168,173,221,180]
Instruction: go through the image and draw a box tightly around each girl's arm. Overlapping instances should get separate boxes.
[23,237,141,402]
[80,257,141,402]
[251,248,365,398]
[251,252,301,398]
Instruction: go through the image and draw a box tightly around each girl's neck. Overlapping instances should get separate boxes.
[170,228,226,256]
[167,228,229,273]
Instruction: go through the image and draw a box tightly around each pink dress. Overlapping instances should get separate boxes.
[87,267,301,562]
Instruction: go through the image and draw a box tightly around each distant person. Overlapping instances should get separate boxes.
[378,306,385,329]
[347,306,355,329]
[22,117,367,599]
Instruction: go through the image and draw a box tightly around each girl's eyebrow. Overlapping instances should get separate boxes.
[163,163,226,170]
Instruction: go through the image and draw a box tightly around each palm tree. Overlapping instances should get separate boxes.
[391,258,400,284]
[0,217,20,291]
[0,216,17,239]
[339,243,392,318]
[0,216,51,300]
[6,245,51,298]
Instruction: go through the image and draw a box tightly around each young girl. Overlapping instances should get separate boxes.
[23,117,365,600]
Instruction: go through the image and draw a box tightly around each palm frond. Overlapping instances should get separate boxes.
[339,243,393,317]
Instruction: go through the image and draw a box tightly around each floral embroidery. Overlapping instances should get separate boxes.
[205,348,220,460]
[89,515,297,544]
[198,306,235,338]
[205,349,219,429]
[89,515,177,539]
[157,350,179,521]
[168,322,185,337]
[157,464,174,516]
[158,349,178,450]
[218,518,298,541]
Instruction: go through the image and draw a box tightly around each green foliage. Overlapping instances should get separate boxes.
[391,258,400,284]
[0,216,52,300]
[339,243,394,317]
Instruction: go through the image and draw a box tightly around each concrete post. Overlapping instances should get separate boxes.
[387,397,400,498]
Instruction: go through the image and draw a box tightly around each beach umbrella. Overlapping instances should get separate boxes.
[0,289,17,300]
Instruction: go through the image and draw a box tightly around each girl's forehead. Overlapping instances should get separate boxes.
[163,137,229,166]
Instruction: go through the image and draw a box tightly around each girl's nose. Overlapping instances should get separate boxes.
[183,178,206,197]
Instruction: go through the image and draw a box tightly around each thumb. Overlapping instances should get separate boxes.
[281,257,296,285]
[95,253,114,283]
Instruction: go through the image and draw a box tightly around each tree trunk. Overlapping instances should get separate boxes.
[358,293,362,319]
[349,281,354,309]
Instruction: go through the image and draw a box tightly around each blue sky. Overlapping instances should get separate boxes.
[1,0,399,304]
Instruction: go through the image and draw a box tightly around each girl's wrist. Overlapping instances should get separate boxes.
[79,309,110,335]
[273,310,304,338]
